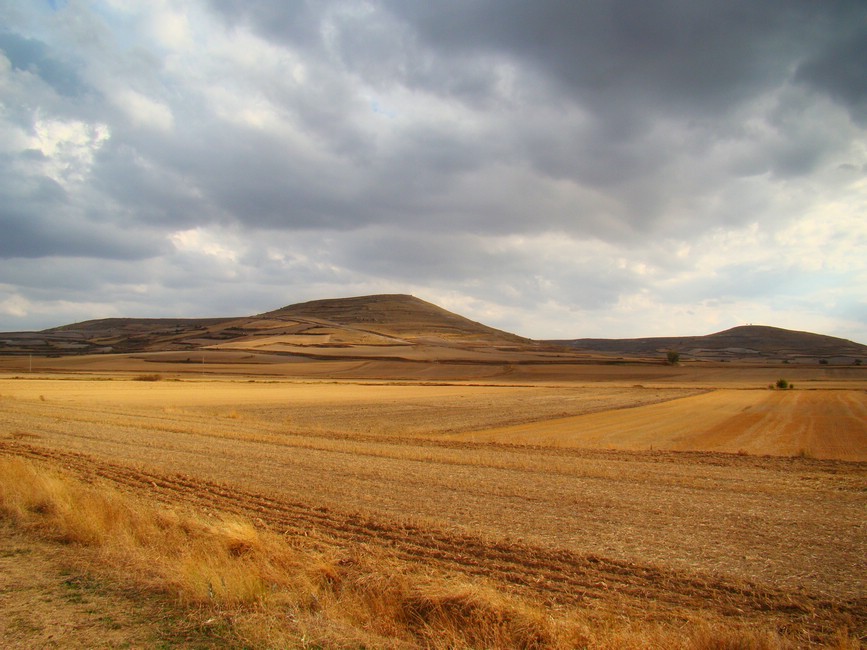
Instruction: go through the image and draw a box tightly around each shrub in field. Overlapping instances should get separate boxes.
[666,350,680,365]
[775,378,789,389]
[133,374,162,382]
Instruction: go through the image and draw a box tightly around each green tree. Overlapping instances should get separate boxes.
[666,350,680,365]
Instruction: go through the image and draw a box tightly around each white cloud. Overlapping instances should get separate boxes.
[113,89,174,131]
[27,117,110,186]
[169,227,239,263]
[0,292,31,319]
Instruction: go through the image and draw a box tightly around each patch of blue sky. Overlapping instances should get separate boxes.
[370,99,397,119]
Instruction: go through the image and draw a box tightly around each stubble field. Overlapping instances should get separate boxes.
[1,370,865,648]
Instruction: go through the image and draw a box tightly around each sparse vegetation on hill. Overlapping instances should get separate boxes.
[260,293,531,344]
[557,324,867,362]
[2,294,865,363]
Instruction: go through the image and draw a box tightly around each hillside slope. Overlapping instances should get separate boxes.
[555,325,867,363]
[260,294,528,343]
[2,298,865,364]
[0,294,531,357]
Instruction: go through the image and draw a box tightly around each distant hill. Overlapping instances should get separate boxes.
[1,297,864,364]
[552,325,867,363]
[259,294,528,343]
[0,294,530,357]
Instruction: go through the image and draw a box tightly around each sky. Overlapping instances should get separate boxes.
[1,0,866,342]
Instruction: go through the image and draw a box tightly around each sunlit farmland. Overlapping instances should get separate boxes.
[1,367,865,647]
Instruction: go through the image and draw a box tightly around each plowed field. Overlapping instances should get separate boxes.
[459,389,867,460]
[1,375,865,644]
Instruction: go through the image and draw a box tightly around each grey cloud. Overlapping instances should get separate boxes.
[0,31,86,97]
[0,1,864,342]
[335,228,642,312]
[212,0,818,119]
[205,0,324,50]
[796,28,867,123]
[657,262,847,307]
[326,7,510,110]
[0,257,149,296]
[92,141,216,230]
[339,231,497,283]
[381,1,817,113]
[24,0,856,245]
[0,206,161,260]
[0,157,162,260]
[180,129,360,230]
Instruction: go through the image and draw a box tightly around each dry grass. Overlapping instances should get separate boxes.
[0,456,564,647]
[3,455,855,649]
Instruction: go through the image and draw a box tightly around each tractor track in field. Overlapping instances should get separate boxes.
[2,441,863,642]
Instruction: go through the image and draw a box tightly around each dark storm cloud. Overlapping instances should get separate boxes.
[197,0,866,239]
[796,28,867,123]
[380,1,855,112]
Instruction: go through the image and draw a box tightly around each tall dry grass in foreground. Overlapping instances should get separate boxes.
[0,457,857,649]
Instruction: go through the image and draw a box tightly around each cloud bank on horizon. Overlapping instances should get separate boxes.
[1,0,865,341]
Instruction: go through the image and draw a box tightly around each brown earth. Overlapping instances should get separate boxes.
[1,374,865,646]
[3,350,867,388]
[559,324,867,363]
[3,295,866,647]
[4,294,865,368]
[0,520,212,648]
[457,388,867,460]
[2,441,864,646]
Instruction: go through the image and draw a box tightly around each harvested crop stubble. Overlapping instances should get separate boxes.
[1,376,865,647]
[1,444,863,648]
[459,389,867,460]
[4,454,841,649]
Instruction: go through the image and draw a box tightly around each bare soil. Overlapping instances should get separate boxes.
[460,388,867,460]
[0,374,865,646]
[0,521,216,648]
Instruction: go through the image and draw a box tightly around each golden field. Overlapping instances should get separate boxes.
[1,363,866,648]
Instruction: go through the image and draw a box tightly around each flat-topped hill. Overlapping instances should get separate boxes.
[0,294,532,357]
[259,294,528,343]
